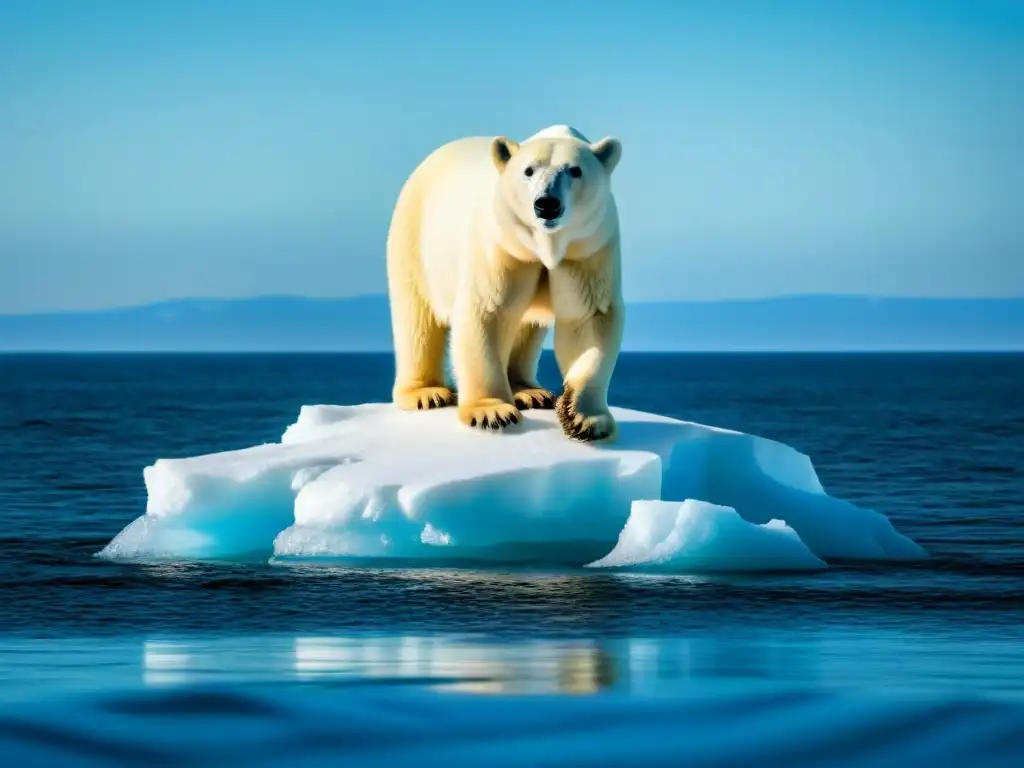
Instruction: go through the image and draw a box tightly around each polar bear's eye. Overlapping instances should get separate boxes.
[524,167,534,178]
[568,166,583,179]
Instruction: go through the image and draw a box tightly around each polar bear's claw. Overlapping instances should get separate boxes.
[513,386,556,410]
[460,399,521,432]
[556,385,618,443]
[395,386,456,411]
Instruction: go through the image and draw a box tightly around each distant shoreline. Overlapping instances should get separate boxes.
[2,294,1021,353]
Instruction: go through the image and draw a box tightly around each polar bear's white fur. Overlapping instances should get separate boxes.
[386,125,624,442]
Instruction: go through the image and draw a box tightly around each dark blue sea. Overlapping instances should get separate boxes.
[1,352,1022,765]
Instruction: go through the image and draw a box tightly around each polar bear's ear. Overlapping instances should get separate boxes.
[491,137,520,171]
[590,137,622,174]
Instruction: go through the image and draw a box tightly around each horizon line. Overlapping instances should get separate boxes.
[5,292,1024,318]
[3,348,1023,355]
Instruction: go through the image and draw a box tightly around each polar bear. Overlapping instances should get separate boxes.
[386,125,624,442]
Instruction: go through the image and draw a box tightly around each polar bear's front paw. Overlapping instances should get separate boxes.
[512,384,555,410]
[459,399,521,431]
[394,386,456,411]
[556,386,618,443]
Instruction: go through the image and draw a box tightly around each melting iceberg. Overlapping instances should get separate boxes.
[588,500,827,572]
[99,404,926,570]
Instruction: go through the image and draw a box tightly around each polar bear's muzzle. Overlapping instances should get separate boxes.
[533,195,564,222]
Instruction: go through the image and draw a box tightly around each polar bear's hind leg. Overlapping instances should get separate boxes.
[390,288,455,411]
[508,323,555,410]
[387,210,456,411]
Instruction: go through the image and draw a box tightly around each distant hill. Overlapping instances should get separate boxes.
[1,295,1022,352]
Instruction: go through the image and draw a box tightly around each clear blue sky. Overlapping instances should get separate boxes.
[1,0,1021,313]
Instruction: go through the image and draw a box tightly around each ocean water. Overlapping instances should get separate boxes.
[1,352,1022,765]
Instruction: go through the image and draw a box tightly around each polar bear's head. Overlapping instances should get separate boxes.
[490,126,621,268]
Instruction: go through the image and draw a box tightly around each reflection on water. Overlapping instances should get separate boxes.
[135,629,1024,700]
[1,627,1023,704]
[144,636,621,694]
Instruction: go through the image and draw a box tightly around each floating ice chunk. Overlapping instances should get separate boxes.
[98,403,926,565]
[587,500,827,572]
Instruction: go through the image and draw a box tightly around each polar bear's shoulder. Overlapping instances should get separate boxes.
[523,124,590,143]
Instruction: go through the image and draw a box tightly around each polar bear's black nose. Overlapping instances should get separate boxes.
[534,196,564,221]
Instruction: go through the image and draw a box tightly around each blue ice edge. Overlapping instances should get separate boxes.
[98,404,927,571]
